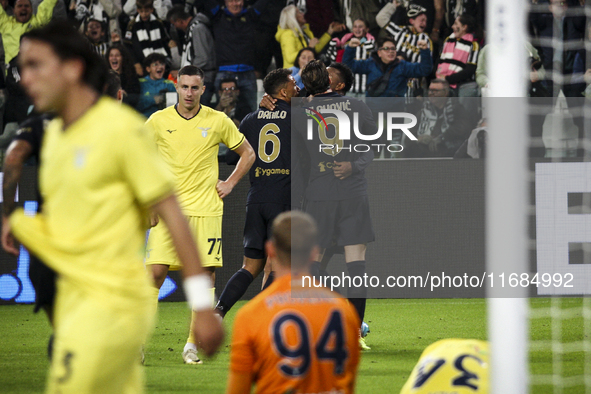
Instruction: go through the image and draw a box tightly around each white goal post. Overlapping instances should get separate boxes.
[486,0,529,393]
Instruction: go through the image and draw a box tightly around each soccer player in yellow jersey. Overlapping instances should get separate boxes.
[400,339,489,394]
[227,211,361,394]
[144,65,255,364]
[5,21,223,394]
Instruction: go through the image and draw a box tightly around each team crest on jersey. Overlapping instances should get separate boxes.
[198,127,211,137]
[74,148,88,169]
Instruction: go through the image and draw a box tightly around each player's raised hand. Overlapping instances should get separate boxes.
[260,93,277,111]
[417,40,428,50]
[193,309,224,357]
[333,161,352,180]
[348,38,361,48]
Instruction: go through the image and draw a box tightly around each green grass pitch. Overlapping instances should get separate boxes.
[0,298,585,393]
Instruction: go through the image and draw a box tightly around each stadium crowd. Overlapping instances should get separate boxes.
[0,0,589,159]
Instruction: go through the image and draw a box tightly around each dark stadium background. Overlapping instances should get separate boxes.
[0,159,493,305]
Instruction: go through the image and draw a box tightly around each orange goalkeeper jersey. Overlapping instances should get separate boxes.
[229,274,361,394]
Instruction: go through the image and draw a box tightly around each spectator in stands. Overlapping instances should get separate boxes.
[289,47,316,90]
[403,78,473,158]
[275,4,344,69]
[137,52,176,118]
[72,0,122,43]
[476,43,548,97]
[84,18,109,57]
[123,0,172,21]
[167,5,216,106]
[107,43,140,107]
[572,24,591,97]
[376,0,444,44]
[0,0,59,67]
[529,0,586,97]
[381,5,433,63]
[251,0,283,79]
[197,0,271,114]
[436,14,480,97]
[333,0,383,38]
[124,0,171,77]
[0,0,12,16]
[326,18,375,96]
[453,118,487,159]
[213,77,249,127]
[443,0,485,39]
[379,5,433,96]
[4,55,32,138]
[208,0,273,110]
[343,35,432,97]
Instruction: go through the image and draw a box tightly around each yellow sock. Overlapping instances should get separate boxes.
[150,286,160,321]
[187,287,215,345]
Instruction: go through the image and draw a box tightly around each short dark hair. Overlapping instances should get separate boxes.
[143,52,167,69]
[429,78,451,96]
[178,65,204,79]
[271,211,318,269]
[22,20,108,94]
[457,14,482,38]
[103,70,121,98]
[166,5,191,22]
[328,62,353,94]
[263,68,292,96]
[301,59,329,96]
[219,76,238,89]
[377,36,396,50]
[136,0,154,9]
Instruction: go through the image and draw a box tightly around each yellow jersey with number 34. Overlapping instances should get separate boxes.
[145,104,245,216]
[400,339,489,394]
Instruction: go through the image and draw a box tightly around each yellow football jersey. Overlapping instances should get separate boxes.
[400,339,489,394]
[10,97,174,311]
[145,104,245,216]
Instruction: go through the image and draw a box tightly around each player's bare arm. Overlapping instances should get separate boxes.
[2,140,33,255]
[216,139,255,198]
[151,193,224,356]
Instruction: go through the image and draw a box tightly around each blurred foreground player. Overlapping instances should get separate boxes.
[1,71,123,330]
[7,21,223,394]
[215,68,299,318]
[144,65,254,364]
[400,339,489,393]
[226,211,360,394]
